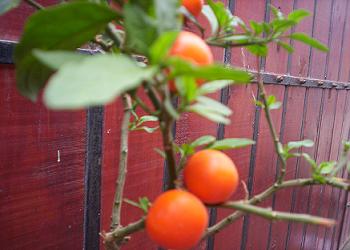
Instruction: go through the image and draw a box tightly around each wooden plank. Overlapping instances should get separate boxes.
[338,2,350,82]
[0,1,58,41]
[268,86,306,250]
[265,0,294,75]
[0,65,85,249]
[213,84,258,250]
[302,89,338,250]
[285,87,323,250]
[244,84,285,250]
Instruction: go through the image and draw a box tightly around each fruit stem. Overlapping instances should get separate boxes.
[110,94,132,231]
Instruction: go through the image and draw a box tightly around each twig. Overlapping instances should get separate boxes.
[204,177,349,237]
[221,202,335,227]
[255,56,287,183]
[102,218,145,250]
[134,95,156,115]
[24,0,44,10]
[110,94,132,230]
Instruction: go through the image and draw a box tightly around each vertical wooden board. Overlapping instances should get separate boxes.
[213,84,258,250]
[265,0,294,74]
[338,1,350,82]
[339,193,350,248]
[289,0,315,77]
[325,0,348,81]
[0,65,85,249]
[332,91,350,250]
[315,90,345,249]
[230,0,267,70]
[302,89,338,250]
[244,84,285,250]
[285,87,323,250]
[0,1,58,41]
[309,0,332,79]
[321,90,348,250]
[100,92,164,250]
[268,86,306,250]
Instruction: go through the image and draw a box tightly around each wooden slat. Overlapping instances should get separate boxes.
[0,64,85,249]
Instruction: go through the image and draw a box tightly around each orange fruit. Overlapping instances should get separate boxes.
[146,189,208,249]
[184,149,239,204]
[168,31,214,91]
[182,0,204,17]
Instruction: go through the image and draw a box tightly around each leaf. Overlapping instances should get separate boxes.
[288,139,314,149]
[44,54,156,109]
[154,0,180,34]
[277,41,294,53]
[272,19,296,34]
[33,50,88,70]
[270,5,284,20]
[138,115,159,124]
[206,0,236,33]
[139,197,151,213]
[190,135,216,148]
[150,31,179,64]
[124,3,158,55]
[250,21,263,35]
[167,58,252,83]
[198,80,233,95]
[196,96,232,116]
[287,9,310,23]
[289,33,329,52]
[154,148,166,158]
[319,161,336,174]
[208,138,255,150]
[14,2,117,100]
[266,95,282,110]
[247,44,268,57]
[202,5,219,35]
[190,105,230,124]
[0,0,20,15]
[175,77,198,103]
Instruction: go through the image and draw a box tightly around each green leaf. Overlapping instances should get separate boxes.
[175,76,198,102]
[44,54,156,109]
[134,126,159,133]
[319,161,336,174]
[138,115,159,124]
[287,9,310,23]
[202,5,219,35]
[206,0,236,33]
[198,80,233,95]
[154,0,180,34]
[33,50,88,70]
[250,21,263,35]
[289,33,329,52]
[154,148,166,158]
[266,95,282,110]
[124,3,158,55]
[208,138,255,150]
[150,31,179,64]
[167,58,252,83]
[272,19,296,34]
[196,96,232,116]
[277,41,294,53]
[14,2,117,101]
[270,5,284,20]
[189,105,230,124]
[287,139,314,150]
[190,135,216,148]
[0,0,20,15]
[139,197,151,213]
[247,44,268,57]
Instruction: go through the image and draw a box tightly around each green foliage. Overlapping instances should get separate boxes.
[14,2,117,100]
[129,115,159,133]
[289,33,329,52]
[207,138,255,150]
[150,31,179,64]
[0,0,20,15]
[124,197,151,214]
[43,54,157,109]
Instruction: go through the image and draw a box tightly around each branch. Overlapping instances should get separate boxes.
[204,177,350,237]
[255,56,287,183]
[221,202,335,227]
[110,94,132,230]
[24,0,44,10]
[102,218,145,250]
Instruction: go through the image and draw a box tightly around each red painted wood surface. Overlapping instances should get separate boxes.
[0,65,85,249]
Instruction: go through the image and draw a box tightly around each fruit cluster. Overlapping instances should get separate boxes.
[146,149,239,249]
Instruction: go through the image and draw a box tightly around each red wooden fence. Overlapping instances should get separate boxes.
[1,1,350,249]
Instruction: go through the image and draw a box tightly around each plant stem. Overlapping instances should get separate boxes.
[204,177,350,237]
[110,94,132,231]
[24,0,44,10]
[255,56,287,183]
[221,202,335,227]
[103,218,145,250]
[134,95,156,115]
